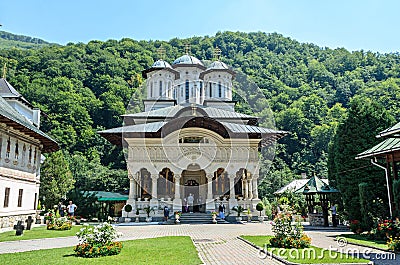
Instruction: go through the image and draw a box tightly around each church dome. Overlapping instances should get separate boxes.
[207,61,229,70]
[152,59,172,69]
[172,54,204,66]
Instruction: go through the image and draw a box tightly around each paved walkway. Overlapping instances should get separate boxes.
[0,223,283,265]
[1,223,398,264]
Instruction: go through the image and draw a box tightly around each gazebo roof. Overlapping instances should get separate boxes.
[84,191,128,202]
[295,175,339,194]
[356,137,400,159]
[377,121,400,138]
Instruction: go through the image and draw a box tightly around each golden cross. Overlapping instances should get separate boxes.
[157,46,165,60]
[2,62,6,79]
[184,43,191,55]
[213,47,222,60]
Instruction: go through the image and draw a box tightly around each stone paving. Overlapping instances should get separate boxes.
[0,223,399,264]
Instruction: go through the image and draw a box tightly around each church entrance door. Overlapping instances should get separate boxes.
[184,179,199,213]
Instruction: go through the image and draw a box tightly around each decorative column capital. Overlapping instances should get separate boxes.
[228,173,236,180]
[206,174,213,181]
[252,174,259,180]
[174,174,181,181]
[151,174,159,180]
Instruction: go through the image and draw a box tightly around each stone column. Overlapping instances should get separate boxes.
[207,174,213,200]
[206,174,215,212]
[244,177,249,200]
[150,174,159,207]
[252,175,259,199]
[173,174,182,212]
[248,179,253,200]
[228,174,238,211]
[125,173,137,217]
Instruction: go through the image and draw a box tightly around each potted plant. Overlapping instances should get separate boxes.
[174,211,181,223]
[124,204,133,222]
[211,211,218,224]
[143,206,154,222]
[135,207,141,223]
[256,202,265,222]
[246,208,253,222]
[232,206,245,222]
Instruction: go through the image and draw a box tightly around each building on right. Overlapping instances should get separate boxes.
[356,121,400,218]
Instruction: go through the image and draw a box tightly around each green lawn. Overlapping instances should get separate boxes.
[0,225,83,242]
[241,235,369,264]
[0,236,201,265]
[337,234,388,250]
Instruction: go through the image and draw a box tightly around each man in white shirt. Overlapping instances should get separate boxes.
[67,201,77,216]
[187,193,194,213]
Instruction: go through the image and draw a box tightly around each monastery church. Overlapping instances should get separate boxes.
[100,50,286,216]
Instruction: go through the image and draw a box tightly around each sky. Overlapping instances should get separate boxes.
[1,0,399,53]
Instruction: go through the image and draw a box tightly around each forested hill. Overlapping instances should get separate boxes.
[0,31,54,49]
[0,31,399,199]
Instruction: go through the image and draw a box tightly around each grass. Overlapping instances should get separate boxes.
[0,225,83,242]
[241,235,370,264]
[337,234,388,250]
[0,236,201,265]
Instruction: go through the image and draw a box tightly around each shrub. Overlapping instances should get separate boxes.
[349,220,363,234]
[256,202,264,216]
[269,213,311,249]
[74,223,123,258]
[370,219,400,240]
[46,210,72,230]
[124,204,132,213]
[388,236,400,252]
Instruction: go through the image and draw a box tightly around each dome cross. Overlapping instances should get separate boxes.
[213,47,222,61]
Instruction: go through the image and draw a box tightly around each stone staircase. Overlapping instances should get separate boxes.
[176,213,230,224]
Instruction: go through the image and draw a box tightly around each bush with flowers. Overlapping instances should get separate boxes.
[367,218,400,241]
[349,219,363,234]
[74,223,123,258]
[45,210,72,230]
[388,236,400,252]
[269,213,311,249]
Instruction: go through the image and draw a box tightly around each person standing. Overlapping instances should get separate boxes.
[57,202,64,217]
[218,202,225,220]
[163,205,170,222]
[67,201,77,216]
[187,193,194,213]
[331,204,337,227]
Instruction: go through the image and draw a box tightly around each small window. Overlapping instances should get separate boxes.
[185,80,189,100]
[28,146,32,163]
[6,137,10,158]
[33,148,37,165]
[17,189,23,207]
[15,141,19,159]
[150,82,153,97]
[209,83,212,97]
[34,193,37,210]
[159,80,163,97]
[218,82,222,97]
[4,187,10,208]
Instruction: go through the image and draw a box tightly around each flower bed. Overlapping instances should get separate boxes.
[74,223,123,258]
[45,210,72,230]
[269,213,311,249]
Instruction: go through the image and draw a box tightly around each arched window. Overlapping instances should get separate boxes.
[168,82,171,97]
[218,82,222,97]
[200,82,203,97]
[159,80,163,97]
[185,80,189,100]
[150,82,153,97]
[209,83,212,97]
[6,137,10,158]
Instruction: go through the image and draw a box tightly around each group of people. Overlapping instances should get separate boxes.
[57,201,78,217]
[183,193,195,213]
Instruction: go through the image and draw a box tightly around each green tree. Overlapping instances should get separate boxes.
[40,151,75,209]
[328,96,394,222]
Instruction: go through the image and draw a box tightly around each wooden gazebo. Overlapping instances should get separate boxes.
[295,175,339,227]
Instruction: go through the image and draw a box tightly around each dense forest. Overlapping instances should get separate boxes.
[1,31,399,211]
[0,31,54,49]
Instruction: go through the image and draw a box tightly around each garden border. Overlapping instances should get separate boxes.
[334,237,390,252]
[237,236,373,265]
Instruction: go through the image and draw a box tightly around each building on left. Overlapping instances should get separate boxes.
[0,78,58,228]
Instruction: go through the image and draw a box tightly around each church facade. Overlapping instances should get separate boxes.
[100,53,286,216]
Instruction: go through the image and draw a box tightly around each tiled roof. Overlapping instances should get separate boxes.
[295,175,339,194]
[0,96,58,152]
[274,179,310,194]
[356,137,400,159]
[0,78,32,107]
[124,104,256,119]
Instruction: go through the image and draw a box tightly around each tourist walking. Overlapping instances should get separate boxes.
[218,202,225,220]
[67,200,77,216]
